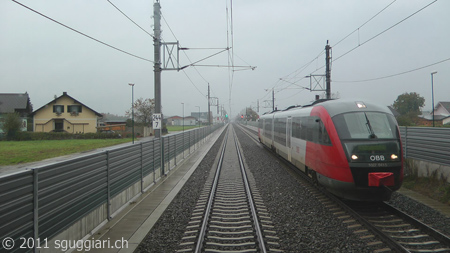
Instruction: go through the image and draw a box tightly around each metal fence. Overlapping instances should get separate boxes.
[0,124,223,252]
[399,126,450,166]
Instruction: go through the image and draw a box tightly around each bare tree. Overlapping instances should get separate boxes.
[125,98,155,125]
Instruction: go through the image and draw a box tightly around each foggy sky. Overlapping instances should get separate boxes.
[1,0,449,119]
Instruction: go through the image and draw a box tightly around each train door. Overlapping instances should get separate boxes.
[287,117,292,161]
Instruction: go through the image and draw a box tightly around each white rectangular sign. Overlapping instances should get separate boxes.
[152,113,162,129]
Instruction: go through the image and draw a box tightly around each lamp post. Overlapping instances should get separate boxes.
[431,71,437,127]
[195,106,200,128]
[129,83,135,144]
[181,103,184,132]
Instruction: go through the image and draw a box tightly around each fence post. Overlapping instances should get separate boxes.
[169,136,172,170]
[160,137,164,177]
[33,168,39,253]
[140,143,144,193]
[153,140,155,183]
[174,136,177,167]
[106,151,111,220]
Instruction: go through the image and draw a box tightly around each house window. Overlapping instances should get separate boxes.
[68,105,82,115]
[53,105,64,114]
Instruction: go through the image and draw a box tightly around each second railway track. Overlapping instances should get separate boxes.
[177,125,282,252]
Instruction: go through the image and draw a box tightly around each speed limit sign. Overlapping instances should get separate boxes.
[152,113,162,129]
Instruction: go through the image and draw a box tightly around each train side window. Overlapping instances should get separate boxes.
[264,119,272,138]
[292,119,297,138]
[280,118,286,143]
[274,118,286,144]
[300,117,307,140]
[318,120,331,145]
[306,117,314,142]
[274,119,279,142]
[292,117,301,139]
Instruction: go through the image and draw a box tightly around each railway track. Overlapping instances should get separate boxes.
[342,201,450,252]
[177,125,282,252]
[237,123,450,252]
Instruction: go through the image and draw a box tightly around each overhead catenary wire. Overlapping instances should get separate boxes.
[226,0,235,116]
[307,0,439,77]
[334,57,450,83]
[160,13,211,98]
[106,0,155,39]
[333,0,397,48]
[182,70,207,97]
[282,49,325,81]
[333,0,438,63]
[262,0,440,108]
[258,59,317,102]
[11,0,153,63]
[259,47,325,103]
[180,48,230,70]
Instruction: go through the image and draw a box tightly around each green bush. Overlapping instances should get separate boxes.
[1,113,22,140]
[12,131,121,141]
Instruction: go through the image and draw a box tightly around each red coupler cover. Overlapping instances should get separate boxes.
[368,172,394,187]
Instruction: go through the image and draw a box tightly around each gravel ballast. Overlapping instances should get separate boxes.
[135,125,450,252]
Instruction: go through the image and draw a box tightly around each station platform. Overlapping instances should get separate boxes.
[87,127,225,252]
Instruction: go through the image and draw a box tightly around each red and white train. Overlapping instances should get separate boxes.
[258,99,403,201]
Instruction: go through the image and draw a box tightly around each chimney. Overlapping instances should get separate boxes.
[315,95,320,101]
[63,92,67,96]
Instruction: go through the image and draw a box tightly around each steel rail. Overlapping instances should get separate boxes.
[383,202,450,248]
[232,127,268,253]
[194,128,228,253]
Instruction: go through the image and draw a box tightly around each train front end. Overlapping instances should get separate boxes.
[329,101,403,201]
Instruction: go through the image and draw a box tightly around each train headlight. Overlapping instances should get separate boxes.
[355,101,366,108]
[391,154,398,160]
[351,154,358,160]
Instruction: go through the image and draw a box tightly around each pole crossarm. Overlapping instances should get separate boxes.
[263,100,273,109]
[306,74,326,92]
[179,48,230,70]
[162,44,256,71]
[209,97,219,106]
[189,64,256,70]
[161,41,180,71]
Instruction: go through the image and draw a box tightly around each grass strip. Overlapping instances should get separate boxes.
[0,139,132,166]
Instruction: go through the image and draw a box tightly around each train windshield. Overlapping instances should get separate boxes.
[333,112,399,140]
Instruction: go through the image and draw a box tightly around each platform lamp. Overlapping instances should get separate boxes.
[129,83,135,144]
[431,71,437,127]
